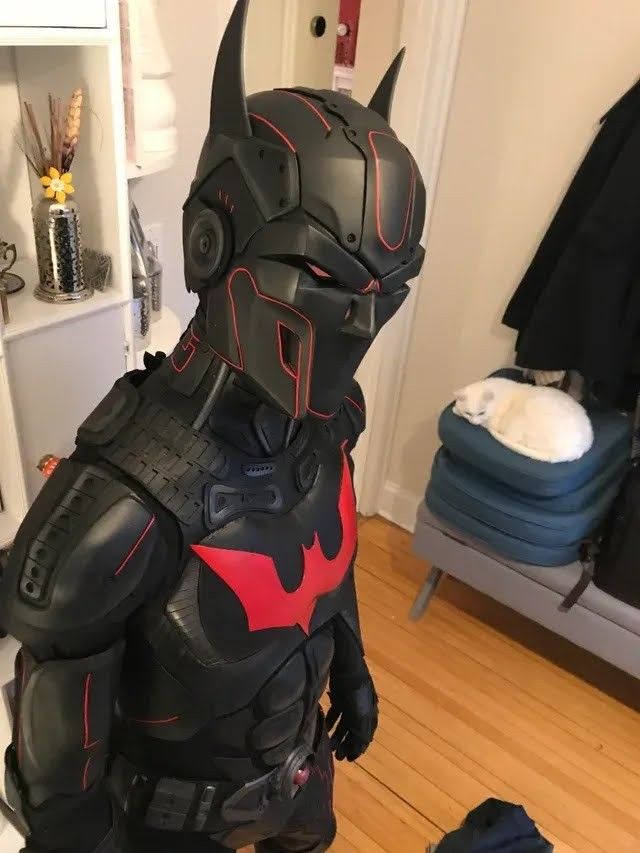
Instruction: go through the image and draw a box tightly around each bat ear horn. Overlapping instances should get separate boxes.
[209,0,252,139]
[368,47,406,121]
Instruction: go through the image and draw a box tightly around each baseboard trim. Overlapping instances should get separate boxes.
[378,481,422,533]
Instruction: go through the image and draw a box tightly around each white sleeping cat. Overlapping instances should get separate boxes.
[453,377,594,463]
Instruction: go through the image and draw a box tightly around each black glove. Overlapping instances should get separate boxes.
[326,672,378,761]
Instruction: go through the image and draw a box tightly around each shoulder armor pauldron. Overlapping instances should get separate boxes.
[1,459,160,646]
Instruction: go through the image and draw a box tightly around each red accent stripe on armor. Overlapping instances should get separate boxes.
[82,756,92,791]
[249,112,297,152]
[129,715,180,725]
[307,405,333,420]
[276,321,302,419]
[368,130,416,252]
[83,673,100,749]
[17,652,27,767]
[307,263,332,279]
[278,91,331,131]
[345,395,364,415]
[114,516,156,578]
[171,327,201,374]
[361,278,381,294]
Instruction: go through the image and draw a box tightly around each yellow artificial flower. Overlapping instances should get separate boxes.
[40,167,75,204]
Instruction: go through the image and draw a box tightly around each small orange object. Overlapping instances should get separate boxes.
[37,454,61,478]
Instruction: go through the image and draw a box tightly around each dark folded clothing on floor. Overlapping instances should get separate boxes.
[430,799,553,852]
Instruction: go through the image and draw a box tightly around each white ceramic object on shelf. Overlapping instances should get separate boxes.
[133,0,177,159]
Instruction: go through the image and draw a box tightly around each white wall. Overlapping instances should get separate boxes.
[132,0,285,326]
[0,47,35,256]
[382,0,640,530]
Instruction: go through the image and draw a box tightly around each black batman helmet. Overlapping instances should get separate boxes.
[183,0,426,420]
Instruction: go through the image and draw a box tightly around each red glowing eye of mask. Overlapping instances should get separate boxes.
[306,263,332,279]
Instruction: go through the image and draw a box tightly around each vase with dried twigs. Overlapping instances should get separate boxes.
[21,88,91,303]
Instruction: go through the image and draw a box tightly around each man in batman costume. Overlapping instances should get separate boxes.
[0,2,426,850]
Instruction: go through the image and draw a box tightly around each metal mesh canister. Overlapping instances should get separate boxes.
[32,197,91,303]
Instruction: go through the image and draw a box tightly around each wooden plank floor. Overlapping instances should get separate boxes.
[325,516,640,852]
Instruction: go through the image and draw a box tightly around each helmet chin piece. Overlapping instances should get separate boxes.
[205,264,314,420]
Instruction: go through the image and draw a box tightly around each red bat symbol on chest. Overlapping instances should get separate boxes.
[191,445,356,635]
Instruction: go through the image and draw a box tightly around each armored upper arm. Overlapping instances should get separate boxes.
[0,457,166,846]
[1,456,164,656]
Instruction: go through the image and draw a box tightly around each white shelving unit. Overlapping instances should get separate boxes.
[0,4,177,844]
[3,259,129,342]
[0,0,179,542]
[0,0,134,547]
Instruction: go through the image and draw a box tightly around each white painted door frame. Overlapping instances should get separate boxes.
[356,0,469,516]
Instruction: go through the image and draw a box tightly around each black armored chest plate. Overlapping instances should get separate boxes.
[83,377,357,719]
[162,411,355,667]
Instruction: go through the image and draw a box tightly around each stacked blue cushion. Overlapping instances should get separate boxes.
[425,370,630,566]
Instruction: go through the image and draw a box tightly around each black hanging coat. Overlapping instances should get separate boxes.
[503,79,640,405]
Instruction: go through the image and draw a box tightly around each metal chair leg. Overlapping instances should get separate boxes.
[409,566,444,620]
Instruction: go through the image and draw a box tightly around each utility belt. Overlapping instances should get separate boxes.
[109,743,314,835]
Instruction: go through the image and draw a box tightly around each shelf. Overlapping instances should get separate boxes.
[0,27,115,48]
[2,259,128,342]
[127,150,176,180]
[136,307,181,369]
[0,514,20,551]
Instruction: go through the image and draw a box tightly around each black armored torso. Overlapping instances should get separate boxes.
[91,341,363,783]
[0,333,373,851]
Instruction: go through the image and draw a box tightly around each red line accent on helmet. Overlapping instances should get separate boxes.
[114,516,156,577]
[361,278,381,293]
[171,327,201,373]
[278,91,331,132]
[276,320,302,419]
[249,112,297,152]
[277,324,299,380]
[368,130,416,252]
[215,267,333,419]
